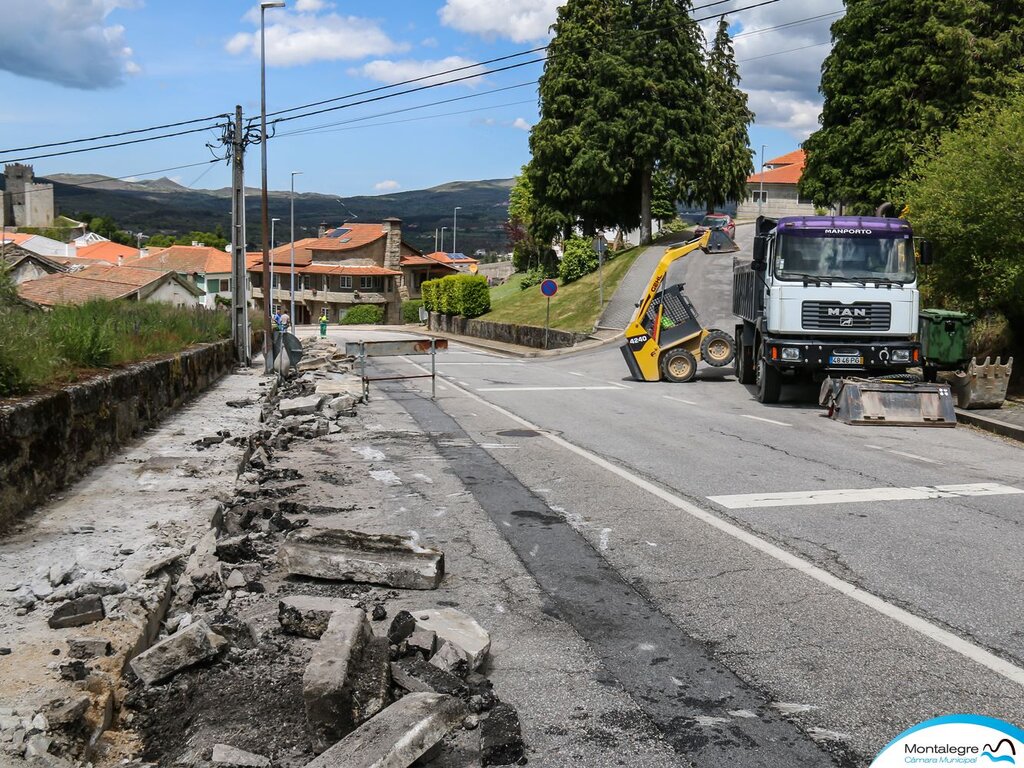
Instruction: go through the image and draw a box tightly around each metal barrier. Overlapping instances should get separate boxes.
[345,338,448,400]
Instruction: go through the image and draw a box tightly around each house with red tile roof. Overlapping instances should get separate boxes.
[249,218,421,324]
[17,264,203,308]
[76,241,141,264]
[3,244,67,284]
[737,150,820,220]
[133,244,235,308]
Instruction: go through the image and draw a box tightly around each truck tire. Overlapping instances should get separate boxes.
[661,349,698,383]
[756,355,782,404]
[701,329,735,367]
[734,326,755,385]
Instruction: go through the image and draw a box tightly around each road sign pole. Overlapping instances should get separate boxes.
[545,297,550,350]
[599,247,604,309]
[431,338,437,400]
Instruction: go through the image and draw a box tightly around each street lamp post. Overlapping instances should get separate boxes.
[290,170,302,326]
[452,206,461,255]
[439,226,447,253]
[259,0,285,372]
[758,143,767,218]
[271,218,280,250]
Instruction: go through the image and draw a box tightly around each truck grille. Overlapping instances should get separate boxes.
[802,301,891,331]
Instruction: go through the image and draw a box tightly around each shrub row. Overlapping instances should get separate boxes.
[402,299,424,324]
[421,274,491,318]
[340,304,384,325]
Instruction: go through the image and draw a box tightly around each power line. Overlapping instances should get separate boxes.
[0,160,222,200]
[738,40,830,62]
[732,10,842,39]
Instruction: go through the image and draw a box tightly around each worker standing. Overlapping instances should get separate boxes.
[319,309,329,338]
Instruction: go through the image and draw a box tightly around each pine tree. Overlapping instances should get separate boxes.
[801,0,1024,212]
[692,17,754,214]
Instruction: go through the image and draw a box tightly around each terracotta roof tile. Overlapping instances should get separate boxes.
[76,241,141,261]
[748,149,805,184]
[134,245,232,274]
[17,266,186,306]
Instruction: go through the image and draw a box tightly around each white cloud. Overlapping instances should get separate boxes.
[512,117,532,132]
[0,0,140,89]
[351,56,487,87]
[439,0,562,43]
[730,0,844,140]
[227,5,407,66]
[374,180,400,192]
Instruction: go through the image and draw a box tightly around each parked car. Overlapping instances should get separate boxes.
[694,213,736,241]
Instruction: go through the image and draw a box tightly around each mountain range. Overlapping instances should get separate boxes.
[36,174,515,255]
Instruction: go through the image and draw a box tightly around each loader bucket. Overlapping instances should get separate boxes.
[705,229,740,253]
[948,356,1013,409]
[818,376,957,427]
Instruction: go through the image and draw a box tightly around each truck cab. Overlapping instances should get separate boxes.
[733,216,932,403]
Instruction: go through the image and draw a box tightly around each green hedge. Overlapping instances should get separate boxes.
[421,274,491,318]
[340,304,384,325]
[402,300,424,324]
[558,237,599,284]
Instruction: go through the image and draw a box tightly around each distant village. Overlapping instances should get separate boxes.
[3,164,517,325]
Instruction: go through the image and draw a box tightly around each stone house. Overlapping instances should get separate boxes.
[132,245,235,309]
[735,150,819,220]
[0,164,54,229]
[249,219,421,325]
[18,265,203,308]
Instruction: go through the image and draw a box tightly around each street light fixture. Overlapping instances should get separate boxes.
[290,171,302,326]
[452,206,462,256]
[259,0,285,372]
[758,143,767,218]
[271,218,281,250]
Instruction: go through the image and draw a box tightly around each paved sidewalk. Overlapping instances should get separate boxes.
[957,397,1024,443]
[596,245,663,330]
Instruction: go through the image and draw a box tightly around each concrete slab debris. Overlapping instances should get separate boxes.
[304,692,467,768]
[413,608,490,670]
[280,528,444,590]
[129,620,227,686]
[303,607,390,753]
[67,637,111,659]
[278,595,360,639]
[279,395,327,417]
[407,626,436,657]
[429,640,470,679]
[47,572,127,603]
[390,658,467,697]
[211,743,271,767]
[387,610,417,644]
[224,570,247,590]
[480,703,526,766]
[48,595,104,629]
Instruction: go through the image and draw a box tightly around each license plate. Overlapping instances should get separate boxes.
[830,355,864,366]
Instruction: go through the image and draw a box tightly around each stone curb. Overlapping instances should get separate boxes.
[413,327,625,360]
[955,408,1024,444]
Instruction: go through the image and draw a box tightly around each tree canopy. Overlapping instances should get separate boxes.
[801,0,1024,212]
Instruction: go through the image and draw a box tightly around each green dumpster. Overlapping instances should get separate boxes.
[919,309,974,371]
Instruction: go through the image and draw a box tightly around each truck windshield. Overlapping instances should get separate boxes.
[775,234,916,283]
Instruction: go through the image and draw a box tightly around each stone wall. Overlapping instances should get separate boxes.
[428,312,586,350]
[0,340,235,530]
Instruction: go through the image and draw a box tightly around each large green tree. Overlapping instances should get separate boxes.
[529,0,709,244]
[801,0,1024,212]
[692,17,754,214]
[901,89,1024,337]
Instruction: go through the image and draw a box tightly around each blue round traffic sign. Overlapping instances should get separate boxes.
[540,279,558,297]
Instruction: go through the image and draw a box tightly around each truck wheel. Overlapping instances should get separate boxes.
[662,349,697,383]
[756,356,782,403]
[701,329,735,367]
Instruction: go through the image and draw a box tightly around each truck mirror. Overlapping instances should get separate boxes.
[918,239,934,265]
[752,235,768,269]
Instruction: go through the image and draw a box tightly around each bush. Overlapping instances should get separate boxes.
[420,274,491,318]
[402,300,424,324]
[558,237,598,284]
[519,267,544,290]
[340,304,384,325]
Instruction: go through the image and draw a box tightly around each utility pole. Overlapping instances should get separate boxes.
[230,105,250,365]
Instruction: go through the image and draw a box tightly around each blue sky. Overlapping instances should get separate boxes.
[0,0,842,198]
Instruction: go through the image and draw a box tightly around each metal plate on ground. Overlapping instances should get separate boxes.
[345,339,448,357]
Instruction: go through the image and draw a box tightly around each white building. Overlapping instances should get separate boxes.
[736,150,821,220]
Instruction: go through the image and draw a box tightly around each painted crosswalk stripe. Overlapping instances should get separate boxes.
[741,414,792,427]
[477,386,623,392]
[865,444,941,464]
[663,395,697,406]
[709,482,1024,510]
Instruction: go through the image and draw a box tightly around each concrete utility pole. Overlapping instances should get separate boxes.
[290,170,302,326]
[230,105,250,365]
[259,0,284,372]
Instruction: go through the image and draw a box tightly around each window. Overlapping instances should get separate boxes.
[798,193,814,205]
[341,276,352,289]
[360,276,378,290]
[251,273,262,289]
[749,189,768,203]
[206,278,231,293]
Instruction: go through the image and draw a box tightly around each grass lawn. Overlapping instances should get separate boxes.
[482,247,645,334]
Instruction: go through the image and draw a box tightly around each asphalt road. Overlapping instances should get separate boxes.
[329,235,1024,766]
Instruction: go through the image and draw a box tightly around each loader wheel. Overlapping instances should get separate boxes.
[701,329,735,367]
[662,349,698,383]
[756,355,782,404]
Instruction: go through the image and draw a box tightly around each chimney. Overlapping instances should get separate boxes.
[382,217,402,271]
[318,220,328,238]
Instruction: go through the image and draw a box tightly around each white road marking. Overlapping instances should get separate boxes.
[369,469,401,486]
[477,386,622,392]
[599,527,611,550]
[412,473,434,484]
[437,362,525,366]
[607,380,634,389]
[741,414,792,427]
[709,483,1023,510]
[459,382,470,387]
[866,444,941,465]
[663,395,697,406]
[529,544,539,557]
[568,371,585,377]
[772,702,815,715]
[400,358,1024,687]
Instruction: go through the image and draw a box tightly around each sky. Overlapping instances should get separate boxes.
[0,0,845,198]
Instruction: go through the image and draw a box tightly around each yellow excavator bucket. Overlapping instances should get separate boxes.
[819,376,957,427]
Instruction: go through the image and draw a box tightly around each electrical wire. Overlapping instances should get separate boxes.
[732,9,843,39]
[0,160,222,200]
[738,40,830,62]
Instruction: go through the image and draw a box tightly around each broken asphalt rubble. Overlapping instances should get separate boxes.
[0,337,526,768]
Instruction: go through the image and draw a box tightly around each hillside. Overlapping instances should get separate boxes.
[27,174,515,255]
